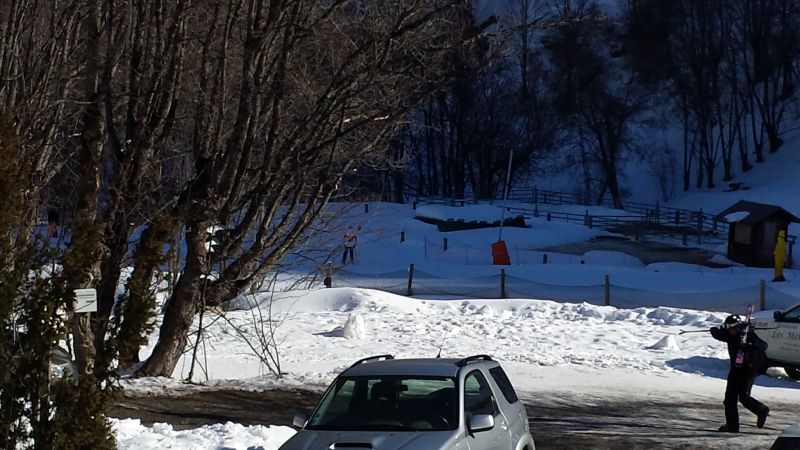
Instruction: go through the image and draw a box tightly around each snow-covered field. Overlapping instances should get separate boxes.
[108,197,800,449]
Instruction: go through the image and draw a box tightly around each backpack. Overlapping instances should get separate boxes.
[746,347,768,374]
[745,332,769,375]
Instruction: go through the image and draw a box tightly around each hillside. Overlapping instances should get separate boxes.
[665,135,800,217]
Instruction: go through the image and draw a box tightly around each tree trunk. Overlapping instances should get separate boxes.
[117,216,178,369]
[137,221,209,377]
[66,0,105,377]
[92,217,129,369]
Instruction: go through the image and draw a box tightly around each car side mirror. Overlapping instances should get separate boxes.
[293,411,310,428]
[774,311,785,321]
[468,414,494,433]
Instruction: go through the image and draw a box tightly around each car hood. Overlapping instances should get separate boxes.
[279,429,458,450]
[751,310,775,321]
[779,422,800,438]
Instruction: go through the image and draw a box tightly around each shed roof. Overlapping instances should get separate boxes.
[716,200,800,225]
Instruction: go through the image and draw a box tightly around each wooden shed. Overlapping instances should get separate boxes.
[715,200,800,267]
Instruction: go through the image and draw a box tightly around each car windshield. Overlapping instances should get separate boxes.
[306,376,457,431]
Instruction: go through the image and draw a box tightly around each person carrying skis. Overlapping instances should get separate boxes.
[710,314,770,433]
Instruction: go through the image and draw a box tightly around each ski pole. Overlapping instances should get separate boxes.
[678,326,778,335]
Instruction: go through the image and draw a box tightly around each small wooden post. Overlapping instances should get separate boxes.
[547,212,551,221]
[604,274,610,306]
[542,253,548,264]
[443,237,448,252]
[759,279,766,311]
[407,264,414,296]
[400,231,405,242]
[500,269,506,298]
[365,203,369,213]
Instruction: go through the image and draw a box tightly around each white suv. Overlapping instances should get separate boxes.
[279,354,536,450]
[752,303,800,379]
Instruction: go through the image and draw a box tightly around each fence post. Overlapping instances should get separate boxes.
[682,233,687,246]
[365,203,369,213]
[543,253,548,264]
[412,201,417,210]
[500,269,506,299]
[697,208,703,244]
[675,210,680,225]
[534,204,539,217]
[759,279,766,311]
[400,231,405,242]
[604,274,610,306]
[534,186,538,205]
[655,201,660,223]
[407,264,414,296]
[443,238,448,252]
[547,212,551,222]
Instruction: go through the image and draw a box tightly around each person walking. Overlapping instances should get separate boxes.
[342,226,357,264]
[710,314,770,433]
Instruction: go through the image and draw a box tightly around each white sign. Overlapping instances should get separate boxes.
[74,288,97,313]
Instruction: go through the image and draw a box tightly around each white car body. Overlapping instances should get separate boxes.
[279,355,536,450]
[752,303,800,379]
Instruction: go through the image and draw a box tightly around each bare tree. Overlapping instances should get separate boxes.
[138,0,480,377]
[736,0,799,159]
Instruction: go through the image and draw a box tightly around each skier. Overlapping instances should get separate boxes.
[342,226,358,264]
[710,314,769,433]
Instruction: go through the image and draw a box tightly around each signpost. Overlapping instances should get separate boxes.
[74,288,97,314]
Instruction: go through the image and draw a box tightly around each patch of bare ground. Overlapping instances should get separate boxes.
[538,236,727,267]
[109,388,799,449]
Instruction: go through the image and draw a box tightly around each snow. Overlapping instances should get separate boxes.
[113,419,295,450]
[724,211,750,222]
[108,200,800,449]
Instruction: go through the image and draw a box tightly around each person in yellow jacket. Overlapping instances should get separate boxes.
[773,230,786,282]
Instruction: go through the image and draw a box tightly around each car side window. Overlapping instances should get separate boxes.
[784,306,800,322]
[489,366,519,404]
[464,370,497,418]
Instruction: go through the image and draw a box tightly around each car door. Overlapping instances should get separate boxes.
[488,366,529,446]
[463,370,512,450]
[771,305,800,364]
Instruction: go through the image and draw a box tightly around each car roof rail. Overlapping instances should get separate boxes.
[455,354,494,367]
[349,354,394,368]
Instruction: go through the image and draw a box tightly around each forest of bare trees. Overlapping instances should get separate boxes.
[0,0,799,447]
[401,0,799,204]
